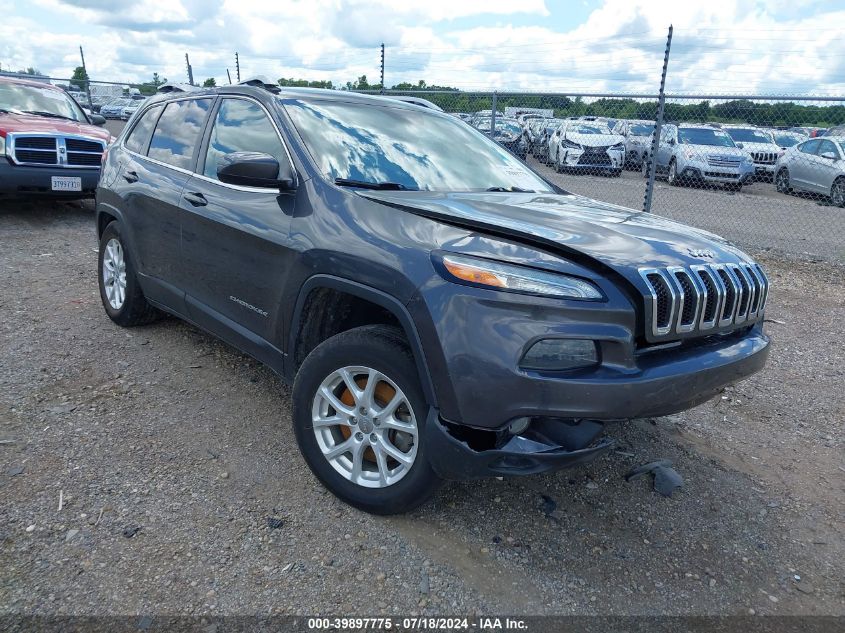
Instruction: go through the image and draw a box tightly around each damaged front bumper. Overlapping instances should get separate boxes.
[424,410,615,480]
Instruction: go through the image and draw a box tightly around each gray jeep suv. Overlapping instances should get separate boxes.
[95,84,771,514]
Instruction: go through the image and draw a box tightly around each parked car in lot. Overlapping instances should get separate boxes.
[616,119,654,169]
[121,98,146,120]
[643,124,755,191]
[531,118,566,164]
[101,98,134,119]
[775,136,845,207]
[474,116,528,158]
[722,125,782,182]
[769,129,807,149]
[95,85,770,514]
[548,120,625,176]
[0,75,110,198]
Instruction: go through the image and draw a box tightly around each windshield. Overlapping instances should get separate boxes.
[283,99,552,193]
[726,128,774,144]
[774,133,803,147]
[678,128,736,147]
[0,82,86,121]
[630,123,654,136]
[569,124,611,135]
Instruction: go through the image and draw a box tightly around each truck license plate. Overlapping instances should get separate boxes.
[51,176,82,192]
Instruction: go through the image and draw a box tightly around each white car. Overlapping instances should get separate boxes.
[723,126,783,182]
[548,121,625,176]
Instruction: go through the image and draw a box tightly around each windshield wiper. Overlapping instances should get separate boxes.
[486,186,536,193]
[335,178,416,191]
[22,110,77,121]
[0,107,23,115]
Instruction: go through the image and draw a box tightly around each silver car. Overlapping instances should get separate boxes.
[774,136,845,207]
[644,124,755,192]
[722,126,783,182]
[616,119,655,169]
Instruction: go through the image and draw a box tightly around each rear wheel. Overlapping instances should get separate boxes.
[775,169,792,194]
[98,221,160,327]
[292,325,441,515]
[830,178,845,207]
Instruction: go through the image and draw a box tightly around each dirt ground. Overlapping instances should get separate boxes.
[0,198,843,618]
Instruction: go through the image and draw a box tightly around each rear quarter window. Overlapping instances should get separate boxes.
[148,98,212,170]
[124,105,162,154]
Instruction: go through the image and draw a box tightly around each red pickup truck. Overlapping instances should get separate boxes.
[1,76,112,198]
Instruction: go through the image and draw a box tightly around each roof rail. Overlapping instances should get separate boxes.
[238,76,280,93]
[157,82,200,94]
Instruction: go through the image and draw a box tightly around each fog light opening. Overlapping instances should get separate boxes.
[520,338,598,371]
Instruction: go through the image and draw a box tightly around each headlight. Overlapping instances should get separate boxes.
[562,139,581,149]
[437,253,603,300]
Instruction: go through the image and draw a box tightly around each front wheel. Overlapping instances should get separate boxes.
[667,160,680,186]
[292,325,441,515]
[775,169,791,194]
[830,178,845,208]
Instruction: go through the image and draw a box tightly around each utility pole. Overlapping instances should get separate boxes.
[380,43,385,94]
[78,45,93,110]
[235,52,240,82]
[643,25,673,214]
[185,53,194,86]
[226,69,232,84]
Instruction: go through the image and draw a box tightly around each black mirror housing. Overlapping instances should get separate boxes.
[217,152,295,190]
[90,114,106,127]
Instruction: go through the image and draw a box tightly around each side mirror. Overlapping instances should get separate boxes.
[735,142,744,149]
[217,152,295,190]
[820,151,837,160]
[90,113,106,127]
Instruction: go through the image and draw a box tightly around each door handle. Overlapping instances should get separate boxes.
[183,192,208,207]
[123,170,138,183]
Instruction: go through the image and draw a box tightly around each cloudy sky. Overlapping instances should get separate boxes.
[2,0,843,95]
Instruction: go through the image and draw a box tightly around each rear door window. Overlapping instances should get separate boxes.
[148,98,212,170]
[202,98,285,180]
[124,105,162,154]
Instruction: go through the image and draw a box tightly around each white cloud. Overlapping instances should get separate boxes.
[2,0,843,96]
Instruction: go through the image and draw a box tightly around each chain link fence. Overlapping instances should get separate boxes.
[356,89,845,262]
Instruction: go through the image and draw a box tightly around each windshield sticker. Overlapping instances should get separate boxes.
[503,167,543,190]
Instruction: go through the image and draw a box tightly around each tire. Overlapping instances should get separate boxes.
[775,169,791,194]
[830,178,845,208]
[667,159,679,186]
[98,221,160,327]
[554,154,563,173]
[292,325,441,515]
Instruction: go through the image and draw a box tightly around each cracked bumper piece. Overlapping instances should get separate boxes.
[424,411,616,480]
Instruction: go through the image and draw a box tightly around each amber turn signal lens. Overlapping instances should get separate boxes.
[442,259,506,288]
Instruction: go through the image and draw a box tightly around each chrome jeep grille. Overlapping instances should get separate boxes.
[751,151,778,165]
[8,134,105,169]
[639,262,769,339]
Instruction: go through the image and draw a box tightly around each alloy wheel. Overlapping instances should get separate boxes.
[102,238,127,310]
[776,170,790,193]
[311,366,418,489]
[831,180,845,207]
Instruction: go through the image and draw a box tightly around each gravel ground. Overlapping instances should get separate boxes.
[1,197,843,619]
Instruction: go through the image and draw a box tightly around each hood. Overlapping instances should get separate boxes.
[736,141,780,152]
[357,190,750,278]
[0,112,110,143]
[565,133,625,147]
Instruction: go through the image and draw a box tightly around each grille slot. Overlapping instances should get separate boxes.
[14,149,58,164]
[640,261,768,339]
[15,137,57,150]
[67,152,102,166]
[66,138,103,152]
